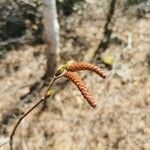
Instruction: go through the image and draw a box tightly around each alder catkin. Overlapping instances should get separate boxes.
[64,71,96,108]
[66,62,106,79]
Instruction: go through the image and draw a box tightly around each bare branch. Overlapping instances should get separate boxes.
[92,0,117,62]
[0,36,26,46]
[9,75,61,150]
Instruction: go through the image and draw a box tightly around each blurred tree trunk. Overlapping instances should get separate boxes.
[42,0,60,78]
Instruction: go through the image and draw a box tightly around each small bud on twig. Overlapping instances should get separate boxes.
[54,65,66,77]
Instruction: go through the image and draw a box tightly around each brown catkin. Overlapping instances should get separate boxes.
[64,71,96,108]
[66,62,106,79]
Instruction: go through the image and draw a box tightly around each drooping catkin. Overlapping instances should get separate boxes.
[66,62,106,79]
[64,71,96,108]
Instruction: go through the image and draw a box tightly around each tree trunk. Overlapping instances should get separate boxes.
[42,0,60,78]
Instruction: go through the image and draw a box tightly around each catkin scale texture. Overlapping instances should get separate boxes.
[64,71,96,108]
[66,62,106,79]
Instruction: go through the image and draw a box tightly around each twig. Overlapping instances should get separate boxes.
[92,0,117,62]
[0,36,26,46]
[9,75,62,150]
[0,138,10,148]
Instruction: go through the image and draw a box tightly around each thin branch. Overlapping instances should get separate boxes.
[0,36,26,46]
[9,75,62,150]
[9,96,47,150]
[92,0,117,62]
[0,138,10,148]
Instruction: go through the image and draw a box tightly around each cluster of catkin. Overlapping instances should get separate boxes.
[56,62,106,108]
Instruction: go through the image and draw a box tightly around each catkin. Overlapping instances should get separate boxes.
[66,62,106,79]
[64,71,96,108]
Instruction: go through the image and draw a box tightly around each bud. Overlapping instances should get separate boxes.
[46,89,54,97]
[55,65,66,77]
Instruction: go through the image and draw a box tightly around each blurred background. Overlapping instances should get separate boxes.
[0,0,150,149]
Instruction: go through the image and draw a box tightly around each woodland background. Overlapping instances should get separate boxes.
[0,0,150,149]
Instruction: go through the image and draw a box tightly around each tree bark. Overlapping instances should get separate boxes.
[42,0,60,77]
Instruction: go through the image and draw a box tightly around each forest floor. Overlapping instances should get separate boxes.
[0,0,150,150]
